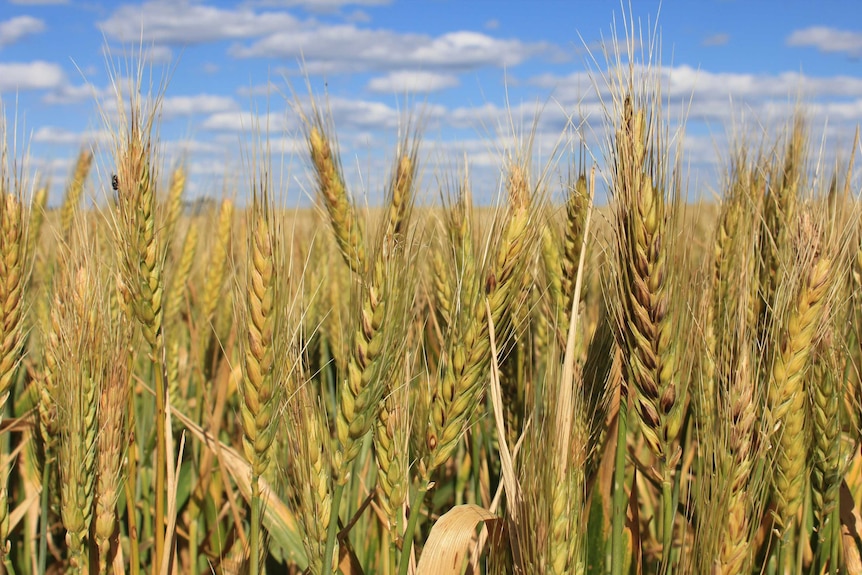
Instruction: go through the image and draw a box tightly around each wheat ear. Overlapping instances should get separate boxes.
[0,186,26,558]
[27,184,47,260]
[94,319,132,573]
[608,94,684,569]
[374,135,418,530]
[425,159,534,473]
[308,124,366,276]
[202,199,234,324]
[768,214,833,534]
[112,99,170,569]
[238,173,282,575]
[59,148,92,240]
[164,163,186,242]
[55,264,102,574]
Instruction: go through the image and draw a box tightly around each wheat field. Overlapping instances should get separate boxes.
[0,24,861,575]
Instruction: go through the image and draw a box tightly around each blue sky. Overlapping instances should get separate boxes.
[1,0,861,205]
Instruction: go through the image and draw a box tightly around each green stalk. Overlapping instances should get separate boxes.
[795,516,805,575]
[472,430,482,506]
[250,477,261,575]
[388,529,397,575]
[323,482,345,575]
[829,505,840,574]
[390,504,405,575]
[153,356,166,575]
[661,476,674,575]
[776,526,791,575]
[611,397,628,575]
[37,460,49,575]
[398,481,428,575]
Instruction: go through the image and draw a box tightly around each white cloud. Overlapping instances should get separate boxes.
[252,0,390,11]
[201,110,285,132]
[99,2,299,45]
[31,126,111,145]
[529,65,862,124]
[187,157,237,178]
[346,10,371,23]
[702,33,729,47]
[9,0,68,4]
[324,97,402,130]
[99,3,555,79]
[0,16,45,47]
[0,61,65,92]
[145,45,174,64]
[787,27,862,58]
[233,25,552,73]
[268,134,305,156]
[313,97,447,134]
[410,32,542,68]
[161,95,239,119]
[367,71,458,94]
[236,81,282,98]
[162,138,226,156]
[42,81,103,105]
[659,66,862,119]
[232,24,417,63]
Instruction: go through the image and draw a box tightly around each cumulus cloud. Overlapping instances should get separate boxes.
[145,45,174,64]
[346,10,372,23]
[31,126,111,145]
[9,0,68,4]
[250,0,390,11]
[99,2,299,45]
[787,27,862,58]
[201,110,284,132]
[320,97,403,130]
[529,65,862,125]
[161,94,239,119]
[232,26,553,73]
[702,33,729,47]
[236,81,281,98]
[0,61,65,92]
[98,2,556,80]
[0,16,45,47]
[42,81,104,105]
[367,71,458,93]
[162,138,226,156]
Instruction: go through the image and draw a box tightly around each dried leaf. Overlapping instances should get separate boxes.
[840,480,862,574]
[338,544,365,575]
[417,504,499,575]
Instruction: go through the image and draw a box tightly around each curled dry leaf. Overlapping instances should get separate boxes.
[417,504,501,575]
[840,481,862,573]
